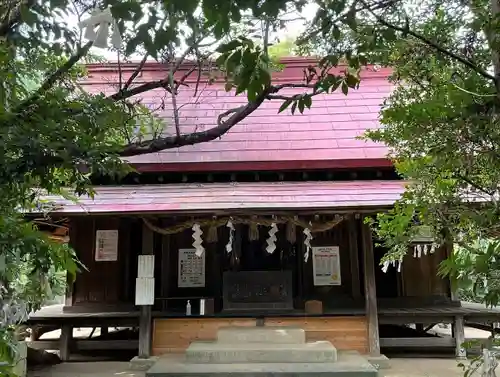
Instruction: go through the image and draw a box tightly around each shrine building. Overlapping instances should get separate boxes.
[27,57,500,363]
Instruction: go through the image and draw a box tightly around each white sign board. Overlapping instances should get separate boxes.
[312,246,341,286]
[135,277,154,306]
[95,230,118,261]
[178,248,205,288]
[138,255,155,278]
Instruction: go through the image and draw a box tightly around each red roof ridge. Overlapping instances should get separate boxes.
[84,57,392,80]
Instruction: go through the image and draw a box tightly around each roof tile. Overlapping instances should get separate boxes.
[81,65,392,168]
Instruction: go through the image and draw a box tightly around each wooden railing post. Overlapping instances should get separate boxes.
[361,221,381,356]
[138,222,154,359]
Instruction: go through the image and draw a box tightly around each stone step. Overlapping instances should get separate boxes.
[217,326,306,344]
[147,350,378,377]
[186,341,337,364]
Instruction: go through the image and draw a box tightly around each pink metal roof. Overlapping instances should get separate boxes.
[82,59,392,171]
[43,180,406,215]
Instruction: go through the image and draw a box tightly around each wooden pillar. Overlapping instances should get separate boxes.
[160,230,170,311]
[446,238,466,359]
[138,222,154,359]
[348,216,361,299]
[450,275,466,359]
[296,225,304,308]
[65,221,76,307]
[361,221,381,356]
[59,324,72,361]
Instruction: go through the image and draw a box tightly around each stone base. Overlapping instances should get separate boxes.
[217,326,306,344]
[146,351,378,377]
[365,354,391,370]
[186,340,337,364]
[129,356,159,371]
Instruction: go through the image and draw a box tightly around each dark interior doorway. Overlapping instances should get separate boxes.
[373,245,399,298]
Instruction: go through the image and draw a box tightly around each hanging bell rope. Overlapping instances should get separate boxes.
[206,225,218,243]
[248,216,259,241]
[286,220,296,243]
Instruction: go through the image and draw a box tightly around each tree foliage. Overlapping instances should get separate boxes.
[1,0,500,373]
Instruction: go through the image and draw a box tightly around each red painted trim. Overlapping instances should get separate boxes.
[133,158,393,173]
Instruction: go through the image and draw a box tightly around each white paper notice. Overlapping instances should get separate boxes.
[135,277,154,305]
[95,230,118,261]
[312,246,341,286]
[137,255,155,278]
[178,248,205,288]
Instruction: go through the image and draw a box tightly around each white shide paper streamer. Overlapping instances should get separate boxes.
[191,223,205,257]
[265,222,278,254]
[79,7,122,49]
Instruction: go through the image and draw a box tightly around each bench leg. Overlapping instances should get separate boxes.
[453,315,466,359]
[60,325,72,362]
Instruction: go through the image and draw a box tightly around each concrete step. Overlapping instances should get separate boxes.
[217,326,306,344]
[147,350,378,377]
[185,341,337,364]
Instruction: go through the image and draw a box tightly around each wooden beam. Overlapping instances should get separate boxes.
[380,337,454,348]
[361,221,381,356]
[138,222,154,359]
[29,339,138,351]
[347,217,361,299]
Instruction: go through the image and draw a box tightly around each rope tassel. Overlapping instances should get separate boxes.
[206,225,218,243]
[249,222,259,241]
[286,221,296,243]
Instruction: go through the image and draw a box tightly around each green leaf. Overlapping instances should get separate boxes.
[291,101,297,115]
[341,81,349,95]
[298,98,305,113]
[332,25,341,40]
[382,28,397,41]
[346,74,359,88]
[216,40,242,54]
[303,95,312,109]
[20,6,37,26]
[319,55,339,67]
[344,8,357,31]
[278,99,293,113]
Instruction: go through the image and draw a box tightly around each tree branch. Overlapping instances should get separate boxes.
[0,0,36,37]
[360,0,496,82]
[300,0,400,44]
[13,41,93,116]
[122,53,148,91]
[119,82,314,156]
